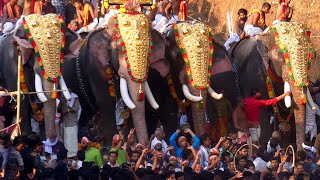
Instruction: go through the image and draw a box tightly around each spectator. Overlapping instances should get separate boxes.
[107,150,119,168]
[169,128,200,159]
[110,132,128,166]
[151,128,168,154]
[199,134,211,169]
[5,135,24,179]
[81,136,103,167]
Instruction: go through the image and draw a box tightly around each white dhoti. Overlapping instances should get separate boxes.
[244,23,263,37]
[64,125,78,158]
[97,9,119,29]
[153,14,168,31]
[2,22,15,34]
[224,34,240,50]
[77,18,98,34]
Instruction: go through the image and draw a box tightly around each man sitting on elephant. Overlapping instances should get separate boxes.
[0,0,21,34]
[244,2,271,37]
[153,0,169,32]
[244,88,290,145]
[274,0,293,25]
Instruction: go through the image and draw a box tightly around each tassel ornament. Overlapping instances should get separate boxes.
[51,83,57,99]
[137,83,144,101]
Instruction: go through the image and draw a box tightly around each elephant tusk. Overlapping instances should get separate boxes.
[306,87,316,110]
[182,84,203,102]
[35,74,48,103]
[208,86,223,100]
[284,81,291,108]
[59,76,71,101]
[145,81,159,109]
[120,78,136,109]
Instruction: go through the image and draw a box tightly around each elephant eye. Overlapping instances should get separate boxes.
[182,28,190,35]
[122,21,130,26]
[140,21,147,27]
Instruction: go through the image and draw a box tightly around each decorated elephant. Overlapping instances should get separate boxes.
[165,22,239,135]
[0,14,80,138]
[75,6,170,145]
[230,21,316,149]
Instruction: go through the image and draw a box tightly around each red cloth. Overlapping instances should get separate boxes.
[244,97,278,125]
[0,0,4,16]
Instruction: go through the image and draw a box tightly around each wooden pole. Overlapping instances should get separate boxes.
[16,54,22,135]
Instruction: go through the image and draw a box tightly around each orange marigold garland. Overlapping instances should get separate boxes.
[22,16,65,83]
[166,74,190,113]
[105,65,116,98]
[172,24,214,91]
[266,74,292,132]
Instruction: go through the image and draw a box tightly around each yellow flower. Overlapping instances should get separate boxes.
[119,7,126,13]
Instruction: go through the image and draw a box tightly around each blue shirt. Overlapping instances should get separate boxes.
[169,132,200,158]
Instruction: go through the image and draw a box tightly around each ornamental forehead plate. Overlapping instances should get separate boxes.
[175,23,211,87]
[24,14,63,79]
[117,13,150,80]
[274,22,310,85]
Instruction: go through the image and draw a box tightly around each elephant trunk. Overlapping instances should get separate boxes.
[41,76,57,138]
[189,85,207,135]
[290,85,306,150]
[127,80,149,145]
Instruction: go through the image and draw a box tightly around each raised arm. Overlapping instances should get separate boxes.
[164,1,172,19]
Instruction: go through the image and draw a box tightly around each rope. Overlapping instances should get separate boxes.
[284,145,295,168]
[232,62,241,96]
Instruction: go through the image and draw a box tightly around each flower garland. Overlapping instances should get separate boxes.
[271,27,313,87]
[166,74,190,113]
[113,14,152,83]
[105,65,116,98]
[266,75,292,132]
[22,15,65,83]
[173,24,214,90]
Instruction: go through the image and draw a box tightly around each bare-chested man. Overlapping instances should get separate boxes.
[224,8,247,50]
[22,0,32,15]
[153,0,169,31]
[232,97,249,143]
[1,0,21,33]
[274,0,293,23]
[74,0,94,27]
[244,2,271,37]
[164,0,180,23]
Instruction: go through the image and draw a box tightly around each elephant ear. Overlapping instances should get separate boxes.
[12,29,33,65]
[64,28,83,59]
[149,30,170,77]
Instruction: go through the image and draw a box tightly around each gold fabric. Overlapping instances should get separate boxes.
[24,14,62,79]
[175,23,211,88]
[274,22,310,86]
[117,13,149,80]
[108,0,152,5]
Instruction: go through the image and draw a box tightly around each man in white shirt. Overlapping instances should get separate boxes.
[151,128,168,154]
[107,150,119,168]
[199,134,211,169]
[253,148,268,171]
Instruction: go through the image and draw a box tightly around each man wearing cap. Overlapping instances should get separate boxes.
[169,128,200,159]
[81,136,103,167]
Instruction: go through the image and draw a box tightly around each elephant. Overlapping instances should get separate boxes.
[0,14,79,138]
[229,21,316,149]
[76,12,169,145]
[165,22,239,135]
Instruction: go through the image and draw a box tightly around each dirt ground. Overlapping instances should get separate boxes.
[188,0,320,82]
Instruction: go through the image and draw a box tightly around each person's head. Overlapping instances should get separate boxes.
[269,138,279,151]
[250,88,262,98]
[238,8,248,21]
[48,159,57,169]
[297,150,307,161]
[130,151,139,162]
[109,151,118,165]
[316,156,320,166]
[239,146,249,157]
[181,148,193,161]
[57,148,68,161]
[9,0,17,5]
[272,131,282,142]
[73,0,83,10]
[155,128,165,140]
[178,136,187,148]
[256,147,264,158]
[270,157,279,170]
[77,150,85,161]
[68,20,79,31]
[222,138,232,150]
[135,143,144,153]
[199,134,211,147]
[237,157,247,169]
[261,2,271,14]
[12,135,25,152]
[221,151,231,163]
[294,163,305,174]
[81,136,90,150]
[154,142,162,151]
[279,0,291,6]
